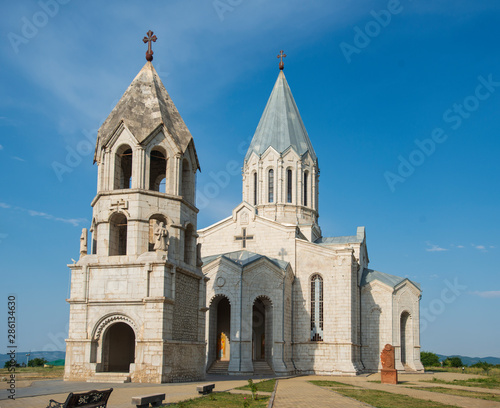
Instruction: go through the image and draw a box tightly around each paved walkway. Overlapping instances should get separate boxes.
[2,372,500,408]
[272,376,370,408]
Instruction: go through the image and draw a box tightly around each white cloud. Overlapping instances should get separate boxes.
[471,244,488,252]
[1,201,86,227]
[472,291,500,298]
[429,274,439,279]
[12,156,25,162]
[425,242,448,252]
[0,144,3,150]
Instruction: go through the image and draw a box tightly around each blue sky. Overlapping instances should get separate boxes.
[0,0,499,358]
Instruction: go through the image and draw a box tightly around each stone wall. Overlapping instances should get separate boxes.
[172,272,199,341]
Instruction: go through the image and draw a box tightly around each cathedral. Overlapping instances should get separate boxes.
[64,36,424,383]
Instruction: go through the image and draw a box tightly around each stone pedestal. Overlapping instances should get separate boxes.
[381,368,398,384]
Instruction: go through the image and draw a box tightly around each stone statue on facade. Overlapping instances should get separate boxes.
[153,222,169,251]
[80,228,88,258]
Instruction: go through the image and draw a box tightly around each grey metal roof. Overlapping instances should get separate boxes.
[202,250,289,271]
[245,70,316,162]
[361,268,421,290]
[95,62,199,168]
[315,235,363,245]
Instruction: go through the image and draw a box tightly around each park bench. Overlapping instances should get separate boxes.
[196,383,215,394]
[46,388,113,408]
[131,393,165,407]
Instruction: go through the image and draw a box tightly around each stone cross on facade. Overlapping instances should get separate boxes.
[278,248,287,261]
[143,30,157,62]
[110,199,128,212]
[277,50,287,70]
[235,228,254,248]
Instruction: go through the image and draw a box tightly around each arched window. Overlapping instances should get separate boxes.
[114,145,133,189]
[310,274,323,341]
[91,220,98,255]
[303,170,309,206]
[149,148,167,192]
[253,172,258,205]
[184,224,194,265]
[268,169,274,203]
[181,158,194,203]
[109,213,127,256]
[286,169,293,203]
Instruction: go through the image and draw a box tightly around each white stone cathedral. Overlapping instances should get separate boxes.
[199,63,424,376]
[65,44,423,383]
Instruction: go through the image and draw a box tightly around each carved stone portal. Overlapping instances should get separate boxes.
[380,344,398,384]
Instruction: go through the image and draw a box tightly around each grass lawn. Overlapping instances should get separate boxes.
[408,386,500,402]
[423,376,500,389]
[236,379,276,393]
[0,366,64,380]
[159,392,269,407]
[309,381,459,408]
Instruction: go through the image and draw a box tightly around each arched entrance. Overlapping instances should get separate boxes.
[102,322,135,372]
[252,297,273,363]
[208,295,231,368]
[400,311,412,367]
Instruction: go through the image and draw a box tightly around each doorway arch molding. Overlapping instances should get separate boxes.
[93,313,138,341]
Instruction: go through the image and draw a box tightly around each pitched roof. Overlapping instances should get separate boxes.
[245,70,316,162]
[315,235,363,245]
[202,250,289,271]
[361,268,421,290]
[95,62,198,168]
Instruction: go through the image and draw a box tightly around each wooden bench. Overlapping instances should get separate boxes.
[196,383,215,395]
[131,393,165,408]
[46,388,113,408]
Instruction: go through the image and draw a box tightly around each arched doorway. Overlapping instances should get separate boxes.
[208,295,231,368]
[102,322,135,372]
[252,297,273,363]
[400,311,411,367]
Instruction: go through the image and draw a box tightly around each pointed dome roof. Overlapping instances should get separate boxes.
[245,70,316,162]
[95,62,198,168]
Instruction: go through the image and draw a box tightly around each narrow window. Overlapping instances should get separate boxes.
[253,172,258,205]
[304,171,309,206]
[114,145,133,189]
[310,274,323,341]
[287,169,292,203]
[268,169,274,203]
[109,213,127,256]
[149,148,167,192]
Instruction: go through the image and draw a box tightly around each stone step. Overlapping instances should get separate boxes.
[207,360,229,374]
[252,361,274,375]
[86,372,131,383]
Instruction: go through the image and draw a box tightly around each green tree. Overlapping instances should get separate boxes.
[471,360,494,375]
[444,357,463,367]
[3,360,20,368]
[420,351,441,367]
[28,358,48,367]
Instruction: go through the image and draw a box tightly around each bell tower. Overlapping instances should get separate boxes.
[65,32,207,383]
[242,52,321,241]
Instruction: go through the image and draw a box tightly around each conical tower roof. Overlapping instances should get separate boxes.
[95,61,199,168]
[245,70,316,162]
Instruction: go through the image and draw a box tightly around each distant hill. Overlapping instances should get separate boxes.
[0,351,65,367]
[436,354,500,366]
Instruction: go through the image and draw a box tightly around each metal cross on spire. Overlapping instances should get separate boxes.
[143,30,157,62]
[277,50,287,70]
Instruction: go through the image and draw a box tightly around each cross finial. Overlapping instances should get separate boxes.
[277,50,287,70]
[143,30,157,62]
